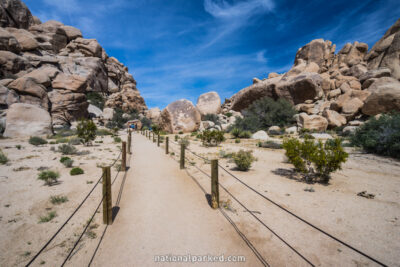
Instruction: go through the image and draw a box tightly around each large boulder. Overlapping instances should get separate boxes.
[88,104,102,118]
[251,130,269,140]
[23,66,59,87]
[51,73,87,92]
[0,27,20,53]
[105,88,147,113]
[3,103,52,137]
[322,110,346,128]
[0,0,36,29]
[59,38,104,58]
[7,77,49,109]
[102,107,115,120]
[146,107,161,123]
[335,41,368,67]
[0,50,31,78]
[196,91,221,116]
[160,99,201,133]
[294,39,335,70]
[60,25,82,42]
[362,77,400,115]
[366,18,400,80]
[0,84,19,108]
[48,90,88,126]
[29,20,68,53]
[5,27,38,51]
[297,113,328,132]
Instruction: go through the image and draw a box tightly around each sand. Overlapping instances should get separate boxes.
[0,131,399,266]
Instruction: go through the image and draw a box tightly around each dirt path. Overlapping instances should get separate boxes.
[91,133,262,266]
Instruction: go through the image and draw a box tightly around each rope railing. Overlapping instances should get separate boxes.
[26,144,125,266]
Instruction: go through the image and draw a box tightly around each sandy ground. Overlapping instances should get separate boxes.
[1,131,399,266]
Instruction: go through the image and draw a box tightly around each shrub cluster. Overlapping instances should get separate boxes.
[350,113,400,159]
[29,136,48,146]
[230,128,251,139]
[283,137,348,183]
[0,149,8,164]
[257,141,283,149]
[70,167,84,176]
[38,170,60,186]
[77,119,97,145]
[199,130,225,146]
[60,156,73,167]
[232,150,257,171]
[231,97,296,132]
[57,144,78,155]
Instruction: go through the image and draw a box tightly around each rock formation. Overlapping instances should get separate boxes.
[160,99,201,133]
[196,91,221,117]
[0,0,147,136]
[223,18,400,131]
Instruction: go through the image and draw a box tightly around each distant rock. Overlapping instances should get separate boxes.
[297,113,328,132]
[251,130,269,140]
[88,104,102,118]
[268,126,281,135]
[160,99,201,133]
[102,108,115,120]
[311,133,333,139]
[196,91,221,116]
[4,103,52,137]
[285,126,298,134]
[146,107,161,123]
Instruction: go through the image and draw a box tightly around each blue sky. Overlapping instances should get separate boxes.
[25,0,400,109]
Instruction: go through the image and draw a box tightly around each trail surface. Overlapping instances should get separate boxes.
[91,133,262,266]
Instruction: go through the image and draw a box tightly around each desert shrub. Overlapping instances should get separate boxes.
[174,135,179,141]
[53,128,76,138]
[232,150,257,171]
[29,136,48,146]
[151,124,162,134]
[70,167,84,176]
[55,137,69,144]
[57,144,77,155]
[178,131,183,134]
[77,119,97,145]
[39,211,57,223]
[86,92,105,110]
[203,114,220,125]
[219,150,233,158]
[231,97,296,132]
[350,113,400,159]
[200,130,225,146]
[239,131,251,139]
[230,128,241,138]
[283,137,348,183]
[257,140,283,149]
[38,170,60,185]
[226,112,233,117]
[68,137,82,145]
[96,129,113,136]
[62,158,73,167]
[50,195,68,204]
[16,144,22,150]
[60,156,71,163]
[179,136,190,148]
[191,131,197,137]
[235,138,240,143]
[113,136,122,143]
[106,108,140,129]
[0,149,8,164]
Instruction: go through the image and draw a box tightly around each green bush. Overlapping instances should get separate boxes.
[86,92,105,110]
[50,195,68,204]
[29,136,48,146]
[175,135,179,141]
[199,130,225,146]
[39,211,57,223]
[38,170,60,185]
[0,149,8,164]
[113,136,122,143]
[55,137,69,144]
[106,108,140,129]
[235,138,241,143]
[226,112,233,117]
[70,167,84,176]
[231,97,296,132]
[57,144,77,155]
[151,124,162,134]
[350,113,400,159]
[68,137,82,145]
[16,145,22,150]
[62,158,73,167]
[283,137,348,183]
[203,114,220,125]
[239,131,251,139]
[232,150,257,171]
[60,156,71,163]
[179,136,190,148]
[77,119,97,145]
[230,128,241,138]
[96,129,113,136]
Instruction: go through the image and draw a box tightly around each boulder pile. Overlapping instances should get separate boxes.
[0,0,147,136]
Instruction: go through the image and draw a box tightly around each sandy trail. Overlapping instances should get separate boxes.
[91,133,262,266]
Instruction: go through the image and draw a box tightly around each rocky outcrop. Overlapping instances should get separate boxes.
[297,113,328,132]
[160,99,201,133]
[362,77,400,115]
[366,18,400,80]
[196,91,221,116]
[3,103,52,137]
[0,0,147,133]
[146,107,161,123]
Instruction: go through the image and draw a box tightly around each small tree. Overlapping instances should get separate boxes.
[38,170,60,186]
[283,137,348,183]
[232,150,257,171]
[77,119,97,146]
[200,130,225,146]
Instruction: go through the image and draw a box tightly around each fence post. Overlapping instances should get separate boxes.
[102,166,112,224]
[153,132,156,143]
[122,141,126,171]
[166,136,169,154]
[128,130,132,155]
[157,134,160,147]
[211,159,219,209]
[180,144,185,169]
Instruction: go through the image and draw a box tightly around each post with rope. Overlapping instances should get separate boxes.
[157,134,160,147]
[165,136,169,154]
[153,132,156,143]
[122,141,127,171]
[211,159,219,209]
[128,130,132,155]
[102,166,112,224]
[180,143,185,169]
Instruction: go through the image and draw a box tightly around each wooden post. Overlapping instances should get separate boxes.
[165,136,169,154]
[102,166,112,224]
[157,134,160,147]
[128,130,132,155]
[153,132,155,143]
[122,141,126,171]
[180,144,185,169]
[211,159,219,209]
